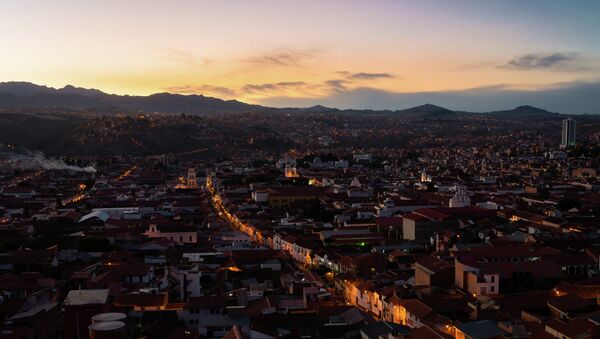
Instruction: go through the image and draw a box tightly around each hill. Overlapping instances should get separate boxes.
[488,105,562,120]
[0,82,263,114]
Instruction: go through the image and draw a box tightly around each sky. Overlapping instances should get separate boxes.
[1,0,600,113]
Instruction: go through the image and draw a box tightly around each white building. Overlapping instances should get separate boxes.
[449,185,471,208]
[170,264,202,299]
[561,118,576,148]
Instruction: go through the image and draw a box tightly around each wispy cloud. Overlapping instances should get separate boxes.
[243,48,320,67]
[325,79,351,92]
[337,71,395,80]
[165,81,315,98]
[500,52,587,71]
[160,48,212,67]
[164,84,236,97]
[241,81,307,94]
[165,76,385,99]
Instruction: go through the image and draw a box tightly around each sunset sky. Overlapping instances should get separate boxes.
[1,0,599,112]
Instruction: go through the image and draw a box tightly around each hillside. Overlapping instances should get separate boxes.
[0,82,263,114]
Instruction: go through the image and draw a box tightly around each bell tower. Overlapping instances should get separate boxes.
[187,168,198,189]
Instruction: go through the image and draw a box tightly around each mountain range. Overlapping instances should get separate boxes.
[0,81,575,118]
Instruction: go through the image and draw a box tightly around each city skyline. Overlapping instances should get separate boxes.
[1,1,600,112]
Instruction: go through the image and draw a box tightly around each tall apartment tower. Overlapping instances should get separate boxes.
[561,118,576,148]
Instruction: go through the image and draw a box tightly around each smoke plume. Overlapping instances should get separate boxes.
[9,152,97,173]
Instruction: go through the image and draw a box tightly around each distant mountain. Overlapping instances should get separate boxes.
[395,103,457,119]
[0,82,57,97]
[57,85,105,97]
[301,105,339,113]
[488,105,562,120]
[0,82,263,114]
[0,82,572,119]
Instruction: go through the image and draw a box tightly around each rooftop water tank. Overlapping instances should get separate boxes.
[88,321,125,339]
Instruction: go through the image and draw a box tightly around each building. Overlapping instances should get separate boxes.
[187,168,198,189]
[144,223,198,244]
[561,118,576,148]
[267,186,328,207]
[414,256,454,287]
[449,185,471,208]
[63,289,109,339]
[181,296,242,338]
[284,166,299,178]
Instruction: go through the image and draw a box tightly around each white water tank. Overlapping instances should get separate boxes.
[92,312,127,324]
[88,321,125,339]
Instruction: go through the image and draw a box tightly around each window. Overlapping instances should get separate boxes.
[490,286,495,293]
[490,275,495,283]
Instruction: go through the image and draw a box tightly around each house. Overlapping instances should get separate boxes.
[454,320,503,339]
[375,217,403,239]
[544,317,599,339]
[182,296,244,338]
[399,298,434,328]
[339,254,387,275]
[359,321,410,339]
[267,187,328,207]
[113,292,168,312]
[454,246,564,294]
[547,294,597,320]
[454,258,500,296]
[170,264,202,300]
[5,302,60,338]
[414,256,454,288]
[63,289,109,339]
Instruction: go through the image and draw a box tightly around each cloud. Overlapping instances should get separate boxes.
[165,81,317,98]
[348,72,395,80]
[160,48,212,67]
[324,79,350,92]
[243,48,319,67]
[164,84,237,97]
[241,81,307,94]
[323,71,395,93]
[258,80,600,114]
[338,71,395,80]
[500,52,587,71]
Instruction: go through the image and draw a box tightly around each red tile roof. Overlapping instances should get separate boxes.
[416,256,454,273]
[402,299,433,319]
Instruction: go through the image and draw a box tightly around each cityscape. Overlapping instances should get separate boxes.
[1,1,600,339]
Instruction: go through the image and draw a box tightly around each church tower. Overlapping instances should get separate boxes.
[449,185,470,208]
[187,168,198,189]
